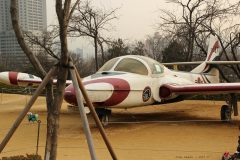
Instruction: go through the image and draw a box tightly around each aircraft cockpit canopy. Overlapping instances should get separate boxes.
[98,56,164,76]
[138,56,164,74]
[114,58,148,75]
[98,58,120,72]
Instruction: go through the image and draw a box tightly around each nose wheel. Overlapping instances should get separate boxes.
[221,93,239,122]
[95,108,111,126]
[99,114,110,126]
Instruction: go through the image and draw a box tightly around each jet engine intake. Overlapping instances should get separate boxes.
[159,85,173,99]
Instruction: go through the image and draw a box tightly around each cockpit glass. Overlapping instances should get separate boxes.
[98,58,119,72]
[114,58,148,75]
[139,56,164,74]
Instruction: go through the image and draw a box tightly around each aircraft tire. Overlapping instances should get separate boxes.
[220,105,232,121]
[95,108,111,126]
[100,114,109,127]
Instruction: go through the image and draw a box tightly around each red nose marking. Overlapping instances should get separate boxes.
[64,78,130,107]
[9,72,18,85]
[84,78,130,106]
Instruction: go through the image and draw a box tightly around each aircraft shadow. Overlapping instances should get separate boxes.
[63,108,240,129]
[105,109,240,127]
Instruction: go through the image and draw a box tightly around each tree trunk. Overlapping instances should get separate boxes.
[50,0,71,159]
[186,32,194,61]
[44,84,54,160]
[98,39,105,65]
[94,37,99,71]
[10,0,56,159]
[11,0,78,159]
[10,2,58,159]
[49,67,68,160]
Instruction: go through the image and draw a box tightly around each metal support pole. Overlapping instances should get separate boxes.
[69,68,97,160]
[231,93,238,116]
[26,88,28,104]
[0,67,57,153]
[1,88,2,104]
[73,66,118,160]
[36,120,41,156]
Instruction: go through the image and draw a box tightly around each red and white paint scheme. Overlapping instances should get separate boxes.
[64,35,239,108]
[63,35,240,123]
[0,71,42,87]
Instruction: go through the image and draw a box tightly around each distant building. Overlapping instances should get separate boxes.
[71,48,84,63]
[75,48,83,60]
[0,0,47,70]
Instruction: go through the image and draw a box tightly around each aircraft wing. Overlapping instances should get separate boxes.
[159,83,240,99]
[16,79,72,87]
[162,61,240,66]
[17,78,42,86]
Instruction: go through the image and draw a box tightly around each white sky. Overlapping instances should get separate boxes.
[47,0,171,39]
[46,0,173,55]
[46,0,239,57]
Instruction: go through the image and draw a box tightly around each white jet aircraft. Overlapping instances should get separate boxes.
[63,35,240,124]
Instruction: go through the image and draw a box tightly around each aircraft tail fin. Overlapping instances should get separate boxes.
[191,35,221,74]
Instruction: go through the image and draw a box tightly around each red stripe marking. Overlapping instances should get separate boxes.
[84,78,130,106]
[9,72,18,85]
[201,41,220,72]
[172,86,240,94]
[202,65,209,73]
[64,78,130,107]
[207,41,220,61]
[160,83,240,99]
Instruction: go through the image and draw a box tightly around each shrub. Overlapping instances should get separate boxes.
[0,154,42,160]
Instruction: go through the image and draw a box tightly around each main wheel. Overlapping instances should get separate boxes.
[221,105,232,121]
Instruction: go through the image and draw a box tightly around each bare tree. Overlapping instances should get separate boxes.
[105,38,130,60]
[215,33,240,81]
[97,36,114,66]
[24,26,61,61]
[131,41,147,56]
[159,0,240,61]
[23,26,61,71]
[69,0,118,71]
[145,32,169,62]
[10,0,80,159]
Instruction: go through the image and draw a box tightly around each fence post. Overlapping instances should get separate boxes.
[36,120,41,156]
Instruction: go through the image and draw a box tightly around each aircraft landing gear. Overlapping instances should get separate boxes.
[221,93,238,122]
[220,105,232,121]
[95,108,111,126]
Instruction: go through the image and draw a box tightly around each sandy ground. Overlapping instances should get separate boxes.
[0,93,240,160]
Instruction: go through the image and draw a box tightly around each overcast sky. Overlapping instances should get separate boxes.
[47,0,172,38]
[46,0,175,56]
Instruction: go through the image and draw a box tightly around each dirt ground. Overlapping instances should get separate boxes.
[0,93,240,160]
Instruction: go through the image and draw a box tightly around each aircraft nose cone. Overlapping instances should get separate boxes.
[64,84,77,106]
[0,72,16,85]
